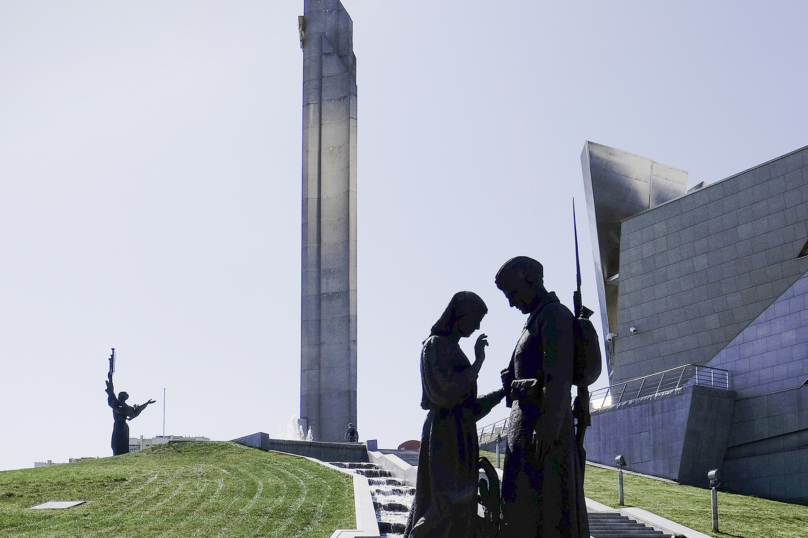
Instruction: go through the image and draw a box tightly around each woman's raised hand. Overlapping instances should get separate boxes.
[474,333,489,363]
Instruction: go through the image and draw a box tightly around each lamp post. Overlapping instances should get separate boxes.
[615,454,626,506]
[708,469,721,532]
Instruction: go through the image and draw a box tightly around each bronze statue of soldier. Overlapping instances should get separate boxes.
[495,257,589,538]
[104,349,155,456]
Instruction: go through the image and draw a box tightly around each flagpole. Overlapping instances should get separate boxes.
[163,388,166,437]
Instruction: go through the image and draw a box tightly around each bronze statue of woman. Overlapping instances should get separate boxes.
[404,291,506,538]
[105,371,155,455]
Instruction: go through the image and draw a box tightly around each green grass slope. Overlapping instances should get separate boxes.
[0,441,354,538]
[479,451,808,538]
[584,465,808,538]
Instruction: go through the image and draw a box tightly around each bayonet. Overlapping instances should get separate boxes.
[574,200,582,319]
[573,200,594,321]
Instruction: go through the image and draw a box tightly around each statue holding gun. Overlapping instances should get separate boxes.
[105,348,155,456]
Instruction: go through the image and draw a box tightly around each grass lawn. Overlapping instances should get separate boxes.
[0,441,354,538]
[479,449,503,469]
[584,464,808,538]
[480,450,808,538]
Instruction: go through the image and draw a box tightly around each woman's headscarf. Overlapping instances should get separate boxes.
[430,291,488,337]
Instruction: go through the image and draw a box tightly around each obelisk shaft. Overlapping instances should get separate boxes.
[299,0,357,442]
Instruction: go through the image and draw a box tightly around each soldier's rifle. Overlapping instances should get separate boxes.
[572,201,593,473]
[108,348,116,377]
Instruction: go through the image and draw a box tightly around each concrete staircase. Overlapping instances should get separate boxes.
[331,459,685,538]
[589,512,674,538]
[330,462,414,537]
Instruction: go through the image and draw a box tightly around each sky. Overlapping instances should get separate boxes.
[1,0,807,472]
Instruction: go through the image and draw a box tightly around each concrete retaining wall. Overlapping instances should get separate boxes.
[585,385,735,485]
[233,433,368,463]
[368,451,417,486]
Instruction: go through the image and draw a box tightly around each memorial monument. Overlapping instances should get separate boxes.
[104,349,155,456]
[298,0,358,442]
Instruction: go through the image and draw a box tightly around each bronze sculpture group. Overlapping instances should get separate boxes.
[98,246,598,537]
[404,255,601,538]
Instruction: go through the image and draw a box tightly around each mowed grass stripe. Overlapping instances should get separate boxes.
[189,462,286,536]
[186,467,247,537]
[210,466,255,537]
[209,467,265,538]
[290,464,333,538]
[83,469,187,536]
[35,467,200,538]
[155,470,213,538]
[178,473,227,538]
[259,457,310,538]
[0,442,354,538]
[248,458,290,535]
[0,472,147,534]
[10,470,164,536]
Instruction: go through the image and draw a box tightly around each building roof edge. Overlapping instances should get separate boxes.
[620,142,808,224]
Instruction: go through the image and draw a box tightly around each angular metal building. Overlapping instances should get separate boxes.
[581,143,690,381]
[298,0,358,442]
[582,141,808,502]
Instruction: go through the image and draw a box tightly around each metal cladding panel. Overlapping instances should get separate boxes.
[612,145,808,385]
[650,162,690,207]
[706,268,808,399]
[581,142,688,380]
[584,142,688,282]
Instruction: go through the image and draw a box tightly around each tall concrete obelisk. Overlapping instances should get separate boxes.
[298,0,357,442]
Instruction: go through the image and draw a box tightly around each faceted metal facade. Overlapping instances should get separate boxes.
[612,147,808,385]
[582,142,808,503]
[581,142,689,380]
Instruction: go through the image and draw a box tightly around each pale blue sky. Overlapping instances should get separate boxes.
[1,0,806,471]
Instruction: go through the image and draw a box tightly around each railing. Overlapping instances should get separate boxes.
[478,417,509,445]
[589,363,730,410]
[477,364,729,438]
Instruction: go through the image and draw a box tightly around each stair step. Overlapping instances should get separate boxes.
[588,513,672,538]
[368,478,408,487]
[355,469,392,478]
[378,520,407,534]
[329,462,378,469]
[373,501,410,512]
[371,486,416,496]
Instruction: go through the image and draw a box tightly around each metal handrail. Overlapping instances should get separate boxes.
[589,363,730,411]
[478,364,730,436]
[477,417,509,443]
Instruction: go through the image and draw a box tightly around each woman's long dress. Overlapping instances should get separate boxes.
[108,395,147,455]
[404,335,503,538]
[111,406,130,455]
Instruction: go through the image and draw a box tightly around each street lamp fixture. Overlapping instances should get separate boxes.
[615,455,626,505]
